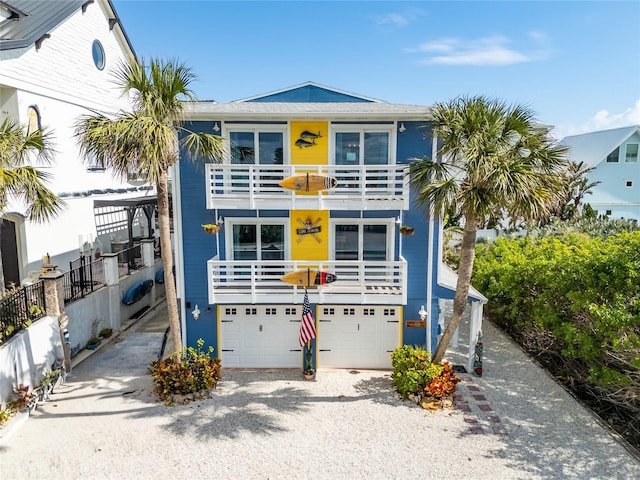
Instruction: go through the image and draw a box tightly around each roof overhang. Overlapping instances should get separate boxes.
[182,101,434,122]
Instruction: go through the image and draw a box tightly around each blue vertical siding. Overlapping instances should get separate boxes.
[179,121,220,349]
[395,121,438,351]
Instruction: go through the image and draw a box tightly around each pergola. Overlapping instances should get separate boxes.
[93,196,158,250]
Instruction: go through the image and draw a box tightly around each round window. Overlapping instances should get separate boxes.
[92,40,105,70]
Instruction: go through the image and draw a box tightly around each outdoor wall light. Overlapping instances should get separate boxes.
[419,305,427,321]
[398,123,406,132]
[192,304,201,320]
[213,122,220,132]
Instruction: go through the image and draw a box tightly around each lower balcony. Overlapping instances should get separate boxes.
[207,257,407,305]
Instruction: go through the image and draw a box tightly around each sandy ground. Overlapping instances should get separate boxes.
[1,307,639,480]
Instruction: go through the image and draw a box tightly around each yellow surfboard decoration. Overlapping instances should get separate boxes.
[280,269,337,288]
[279,173,338,193]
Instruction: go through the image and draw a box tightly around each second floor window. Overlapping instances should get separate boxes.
[606,147,620,163]
[334,127,391,166]
[229,130,284,165]
[86,151,105,171]
[625,144,638,163]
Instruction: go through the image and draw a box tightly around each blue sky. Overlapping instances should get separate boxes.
[112,0,640,139]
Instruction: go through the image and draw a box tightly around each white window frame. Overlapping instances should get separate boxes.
[606,147,620,163]
[329,124,396,166]
[224,217,290,261]
[328,217,395,261]
[624,143,638,163]
[222,124,289,165]
[86,151,105,172]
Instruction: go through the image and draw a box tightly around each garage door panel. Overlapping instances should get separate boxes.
[318,306,400,369]
[220,306,302,368]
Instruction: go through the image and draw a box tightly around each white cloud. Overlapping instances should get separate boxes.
[554,100,640,138]
[374,8,424,29]
[375,13,409,28]
[411,33,551,66]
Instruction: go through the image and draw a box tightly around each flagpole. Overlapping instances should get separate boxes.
[306,287,311,351]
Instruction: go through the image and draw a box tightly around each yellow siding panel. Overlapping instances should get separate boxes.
[290,121,328,165]
[290,210,329,260]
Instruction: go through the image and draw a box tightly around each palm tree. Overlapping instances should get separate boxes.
[0,119,65,295]
[410,96,568,363]
[75,58,225,355]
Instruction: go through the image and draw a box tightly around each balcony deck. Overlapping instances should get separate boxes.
[207,258,407,305]
[205,164,409,211]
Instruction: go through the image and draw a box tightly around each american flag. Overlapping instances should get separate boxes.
[299,289,317,347]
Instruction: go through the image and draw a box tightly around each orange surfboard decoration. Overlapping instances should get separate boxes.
[280,269,337,288]
[279,173,338,193]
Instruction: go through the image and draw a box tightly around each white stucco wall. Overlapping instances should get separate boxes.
[0,316,64,408]
[0,1,155,283]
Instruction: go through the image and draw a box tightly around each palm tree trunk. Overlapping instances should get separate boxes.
[432,216,479,363]
[156,170,182,355]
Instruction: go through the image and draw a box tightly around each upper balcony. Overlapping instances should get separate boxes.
[207,257,407,305]
[205,164,409,211]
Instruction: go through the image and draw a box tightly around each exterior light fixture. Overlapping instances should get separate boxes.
[192,304,201,320]
[399,123,406,133]
[418,305,427,321]
[213,122,220,132]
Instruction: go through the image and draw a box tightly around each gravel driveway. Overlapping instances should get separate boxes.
[2,317,639,480]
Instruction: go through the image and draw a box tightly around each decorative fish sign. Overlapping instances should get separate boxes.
[281,269,337,288]
[295,138,315,148]
[300,130,322,140]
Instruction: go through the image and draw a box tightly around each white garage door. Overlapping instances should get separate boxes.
[220,305,303,368]
[318,306,400,369]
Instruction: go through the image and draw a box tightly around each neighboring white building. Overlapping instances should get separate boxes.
[560,125,640,221]
[0,0,156,287]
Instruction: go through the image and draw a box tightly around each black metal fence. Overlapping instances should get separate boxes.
[63,256,105,305]
[0,281,47,344]
[117,245,144,277]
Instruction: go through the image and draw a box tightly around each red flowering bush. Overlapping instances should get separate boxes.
[424,362,460,399]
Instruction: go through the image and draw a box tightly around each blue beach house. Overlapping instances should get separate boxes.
[174,82,485,371]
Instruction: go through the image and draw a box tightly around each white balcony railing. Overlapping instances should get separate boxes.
[207,257,408,305]
[205,164,409,211]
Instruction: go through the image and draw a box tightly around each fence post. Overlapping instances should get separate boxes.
[141,239,157,305]
[40,270,71,373]
[102,253,121,332]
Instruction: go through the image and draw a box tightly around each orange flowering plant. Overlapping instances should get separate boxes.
[390,345,461,400]
[425,362,460,399]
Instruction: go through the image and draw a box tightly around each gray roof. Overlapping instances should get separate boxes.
[183,101,432,121]
[0,0,135,58]
[559,125,640,168]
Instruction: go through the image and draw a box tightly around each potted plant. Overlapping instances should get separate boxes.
[99,327,113,338]
[303,351,315,380]
[86,337,101,350]
[399,225,414,236]
[201,223,221,234]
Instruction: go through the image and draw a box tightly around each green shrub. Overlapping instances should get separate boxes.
[390,345,442,398]
[149,338,221,401]
[473,231,640,449]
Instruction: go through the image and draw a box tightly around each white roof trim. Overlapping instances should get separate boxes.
[438,263,488,303]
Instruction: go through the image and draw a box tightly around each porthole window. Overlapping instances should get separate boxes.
[92,40,105,70]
